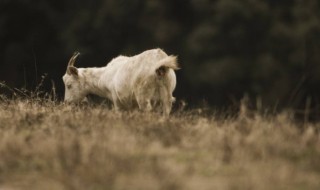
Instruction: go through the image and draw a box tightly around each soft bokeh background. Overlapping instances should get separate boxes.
[1,0,320,110]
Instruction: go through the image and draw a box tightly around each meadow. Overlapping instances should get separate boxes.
[0,93,320,190]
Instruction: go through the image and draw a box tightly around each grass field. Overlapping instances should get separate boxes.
[0,96,320,190]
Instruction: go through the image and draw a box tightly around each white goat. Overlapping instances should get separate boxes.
[62,49,179,115]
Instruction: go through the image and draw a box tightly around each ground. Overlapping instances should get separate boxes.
[0,98,320,190]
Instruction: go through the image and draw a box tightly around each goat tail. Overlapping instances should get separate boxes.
[155,56,180,77]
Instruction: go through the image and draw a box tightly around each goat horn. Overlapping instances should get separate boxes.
[67,51,80,67]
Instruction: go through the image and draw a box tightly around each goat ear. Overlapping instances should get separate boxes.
[67,66,78,76]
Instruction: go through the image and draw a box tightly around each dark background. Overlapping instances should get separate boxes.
[1,0,320,112]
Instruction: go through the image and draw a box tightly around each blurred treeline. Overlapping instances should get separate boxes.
[1,0,320,111]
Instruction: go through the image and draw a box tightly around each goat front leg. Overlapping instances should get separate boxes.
[113,101,121,112]
[112,93,122,113]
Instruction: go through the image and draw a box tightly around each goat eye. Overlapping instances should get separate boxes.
[67,84,72,89]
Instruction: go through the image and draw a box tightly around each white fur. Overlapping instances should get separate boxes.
[62,48,179,115]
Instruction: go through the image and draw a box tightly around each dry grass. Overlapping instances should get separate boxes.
[0,98,320,190]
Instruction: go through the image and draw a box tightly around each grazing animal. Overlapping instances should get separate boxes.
[62,49,179,115]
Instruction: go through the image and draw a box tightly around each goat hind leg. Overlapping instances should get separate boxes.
[137,98,152,112]
[160,88,172,116]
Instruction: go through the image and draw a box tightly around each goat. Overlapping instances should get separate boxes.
[62,48,179,115]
